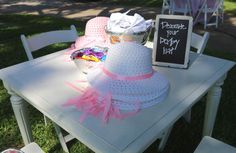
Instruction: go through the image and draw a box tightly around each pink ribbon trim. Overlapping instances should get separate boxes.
[101,66,154,81]
[63,81,140,123]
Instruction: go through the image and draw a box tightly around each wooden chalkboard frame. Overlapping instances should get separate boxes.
[153,15,193,69]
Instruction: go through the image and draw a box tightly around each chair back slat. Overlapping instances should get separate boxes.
[27,30,77,51]
[162,0,171,14]
[191,32,209,54]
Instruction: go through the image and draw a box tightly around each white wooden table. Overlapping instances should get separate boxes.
[0,44,234,153]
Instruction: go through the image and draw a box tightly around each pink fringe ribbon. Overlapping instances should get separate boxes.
[63,81,140,123]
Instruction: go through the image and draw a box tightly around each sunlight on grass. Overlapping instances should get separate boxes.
[224,1,236,15]
[2,26,21,30]
[0,14,85,41]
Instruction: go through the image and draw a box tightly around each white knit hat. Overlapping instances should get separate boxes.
[87,42,169,110]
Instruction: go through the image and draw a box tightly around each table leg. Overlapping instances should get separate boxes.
[158,125,173,152]
[8,90,33,145]
[203,74,226,136]
[183,109,191,123]
[52,122,70,153]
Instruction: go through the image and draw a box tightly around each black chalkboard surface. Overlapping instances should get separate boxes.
[153,15,193,68]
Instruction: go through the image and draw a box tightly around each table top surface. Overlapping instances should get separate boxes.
[0,43,235,153]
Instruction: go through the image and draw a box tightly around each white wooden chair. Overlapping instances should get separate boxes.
[195,0,224,29]
[161,0,171,14]
[181,31,210,136]
[194,136,236,153]
[2,142,44,153]
[218,0,224,23]
[20,25,78,153]
[169,0,192,16]
[157,31,210,151]
[191,32,210,54]
[21,142,45,153]
[21,25,77,60]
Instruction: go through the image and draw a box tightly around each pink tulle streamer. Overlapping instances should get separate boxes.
[63,82,140,123]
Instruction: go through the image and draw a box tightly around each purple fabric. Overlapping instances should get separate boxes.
[207,0,218,9]
[169,0,223,25]
[193,0,222,24]
[71,48,105,59]
[173,0,190,8]
[171,0,220,17]
[83,49,105,59]
[191,0,206,16]
[192,0,219,15]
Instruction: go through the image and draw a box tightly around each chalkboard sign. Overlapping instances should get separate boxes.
[153,15,193,68]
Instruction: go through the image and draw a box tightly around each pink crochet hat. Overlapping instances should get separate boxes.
[74,17,110,49]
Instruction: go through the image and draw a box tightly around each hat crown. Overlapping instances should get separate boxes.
[85,17,109,38]
[104,42,152,76]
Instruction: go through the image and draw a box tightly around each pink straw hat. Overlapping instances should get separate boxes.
[74,17,110,49]
[87,42,169,110]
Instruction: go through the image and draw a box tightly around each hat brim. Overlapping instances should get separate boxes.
[75,35,111,50]
[112,91,169,110]
[87,67,169,110]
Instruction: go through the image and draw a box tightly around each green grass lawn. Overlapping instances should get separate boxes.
[224,0,236,15]
[0,11,236,153]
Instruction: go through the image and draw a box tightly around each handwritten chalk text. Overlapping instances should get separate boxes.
[162,47,175,55]
[161,22,187,30]
[166,30,179,37]
[160,37,180,50]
